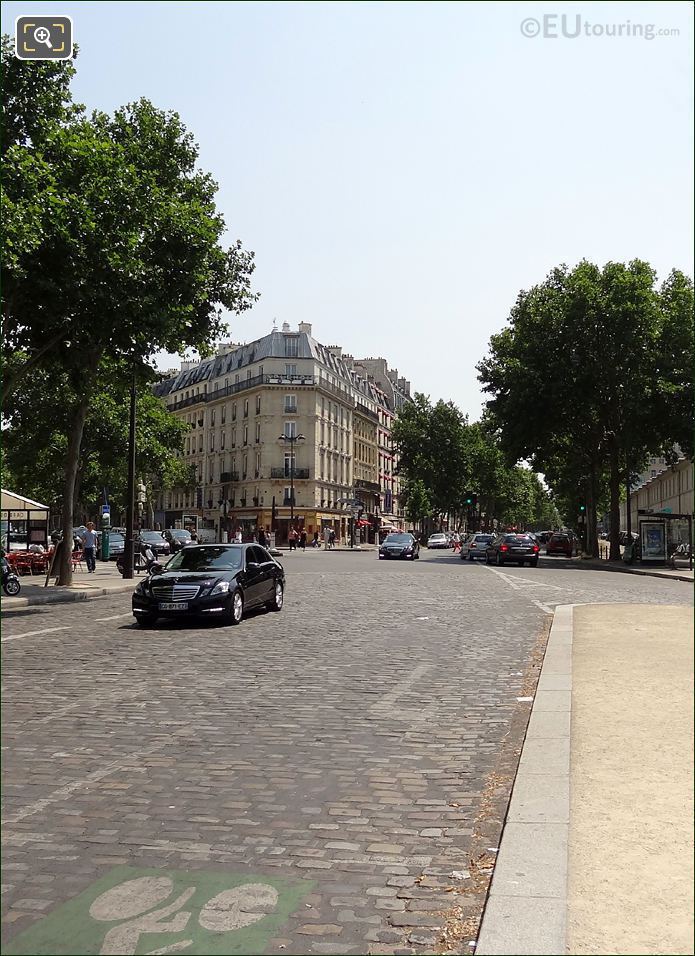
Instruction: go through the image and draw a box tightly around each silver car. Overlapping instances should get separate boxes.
[460,533,494,560]
[427,533,450,549]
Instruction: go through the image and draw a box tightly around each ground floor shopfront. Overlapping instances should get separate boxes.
[161,508,352,546]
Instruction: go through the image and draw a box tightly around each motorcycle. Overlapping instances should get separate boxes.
[116,544,157,577]
[1,552,21,596]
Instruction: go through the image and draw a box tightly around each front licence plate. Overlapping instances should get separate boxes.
[159,602,188,611]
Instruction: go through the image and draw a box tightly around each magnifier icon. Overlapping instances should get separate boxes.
[34,26,53,48]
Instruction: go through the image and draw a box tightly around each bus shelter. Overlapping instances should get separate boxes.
[637,510,693,570]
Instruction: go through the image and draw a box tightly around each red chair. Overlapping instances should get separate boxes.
[12,553,34,576]
[71,550,85,571]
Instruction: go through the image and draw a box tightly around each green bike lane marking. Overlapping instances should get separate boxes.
[4,866,313,955]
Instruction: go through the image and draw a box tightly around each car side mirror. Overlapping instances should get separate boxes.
[246,561,260,570]
[150,562,164,575]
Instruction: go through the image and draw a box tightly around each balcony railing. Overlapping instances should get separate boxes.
[283,497,296,506]
[220,471,238,482]
[166,372,355,412]
[270,467,310,479]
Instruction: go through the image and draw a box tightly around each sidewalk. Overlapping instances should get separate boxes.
[476,603,694,955]
[580,554,693,584]
[1,562,136,610]
[592,542,693,583]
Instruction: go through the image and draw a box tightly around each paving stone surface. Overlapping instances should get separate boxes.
[1,550,691,954]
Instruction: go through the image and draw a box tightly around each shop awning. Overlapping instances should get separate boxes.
[1,489,50,514]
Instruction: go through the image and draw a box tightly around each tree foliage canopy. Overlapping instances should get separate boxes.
[1,36,258,582]
[477,260,693,556]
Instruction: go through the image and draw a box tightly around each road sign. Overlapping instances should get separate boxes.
[101,505,110,515]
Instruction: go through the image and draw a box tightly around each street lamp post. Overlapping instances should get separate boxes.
[123,372,137,579]
[278,432,305,536]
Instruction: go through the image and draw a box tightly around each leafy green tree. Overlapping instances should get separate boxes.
[2,43,257,582]
[2,364,192,523]
[401,479,432,532]
[392,394,473,524]
[477,260,693,559]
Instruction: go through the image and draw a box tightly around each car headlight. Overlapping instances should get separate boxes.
[134,580,149,595]
[210,580,231,596]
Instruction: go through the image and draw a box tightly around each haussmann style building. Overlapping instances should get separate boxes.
[152,323,412,545]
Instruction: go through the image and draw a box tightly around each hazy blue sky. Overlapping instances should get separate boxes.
[3,0,692,417]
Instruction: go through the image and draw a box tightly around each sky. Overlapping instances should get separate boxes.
[2,0,693,419]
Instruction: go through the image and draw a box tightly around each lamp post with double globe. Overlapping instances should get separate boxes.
[278,432,305,538]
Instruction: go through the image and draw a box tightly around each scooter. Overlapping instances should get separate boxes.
[1,552,21,596]
[116,544,157,577]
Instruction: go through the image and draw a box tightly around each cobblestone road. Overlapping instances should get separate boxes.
[2,551,691,955]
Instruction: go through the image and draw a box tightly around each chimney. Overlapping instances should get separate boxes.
[327,346,342,358]
[298,322,312,335]
[282,321,290,332]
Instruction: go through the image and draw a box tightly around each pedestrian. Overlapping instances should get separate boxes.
[190,529,198,544]
[313,531,319,548]
[258,527,267,548]
[329,529,336,549]
[235,528,242,544]
[80,521,98,573]
[288,527,298,551]
[300,529,307,551]
[323,527,330,550]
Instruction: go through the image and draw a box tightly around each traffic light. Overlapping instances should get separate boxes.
[579,504,586,512]
[464,493,478,508]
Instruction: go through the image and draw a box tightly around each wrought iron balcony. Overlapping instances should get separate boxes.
[270,467,310,479]
[220,471,238,482]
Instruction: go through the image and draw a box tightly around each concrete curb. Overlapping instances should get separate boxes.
[2,581,136,609]
[476,605,574,956]
[580,558,692,584]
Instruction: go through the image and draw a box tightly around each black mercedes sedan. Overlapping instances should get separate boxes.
[485,533,540,567]
[132,544,285,627]
[379,532,420,560]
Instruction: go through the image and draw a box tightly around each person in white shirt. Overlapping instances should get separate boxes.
[80,522,99,573]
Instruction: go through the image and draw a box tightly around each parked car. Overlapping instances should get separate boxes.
[138,530,171,557]
[96,531,125,560]
[486,533,540,567]
[546,532,575,557]
[426,533,449,549]
[132,543,285,627]
[164,528,192,552]
[379,532,420,560]
[460,533,494,561]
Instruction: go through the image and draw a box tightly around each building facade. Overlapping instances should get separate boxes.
[620,455,694,531]
[152,324,411,544]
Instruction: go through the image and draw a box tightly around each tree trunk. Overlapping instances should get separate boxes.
[608,445,622,561]
[57,389,92,585]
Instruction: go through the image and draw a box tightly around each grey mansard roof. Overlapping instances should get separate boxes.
[153,330,381,404]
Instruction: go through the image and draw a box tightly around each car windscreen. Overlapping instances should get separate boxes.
[140,532,165,542]
[109,533,124,543]
[166,546,243,572]
[508,535,533,541]
[474,535,493,542]
[385,534,412,544]
[430,534,446,539]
